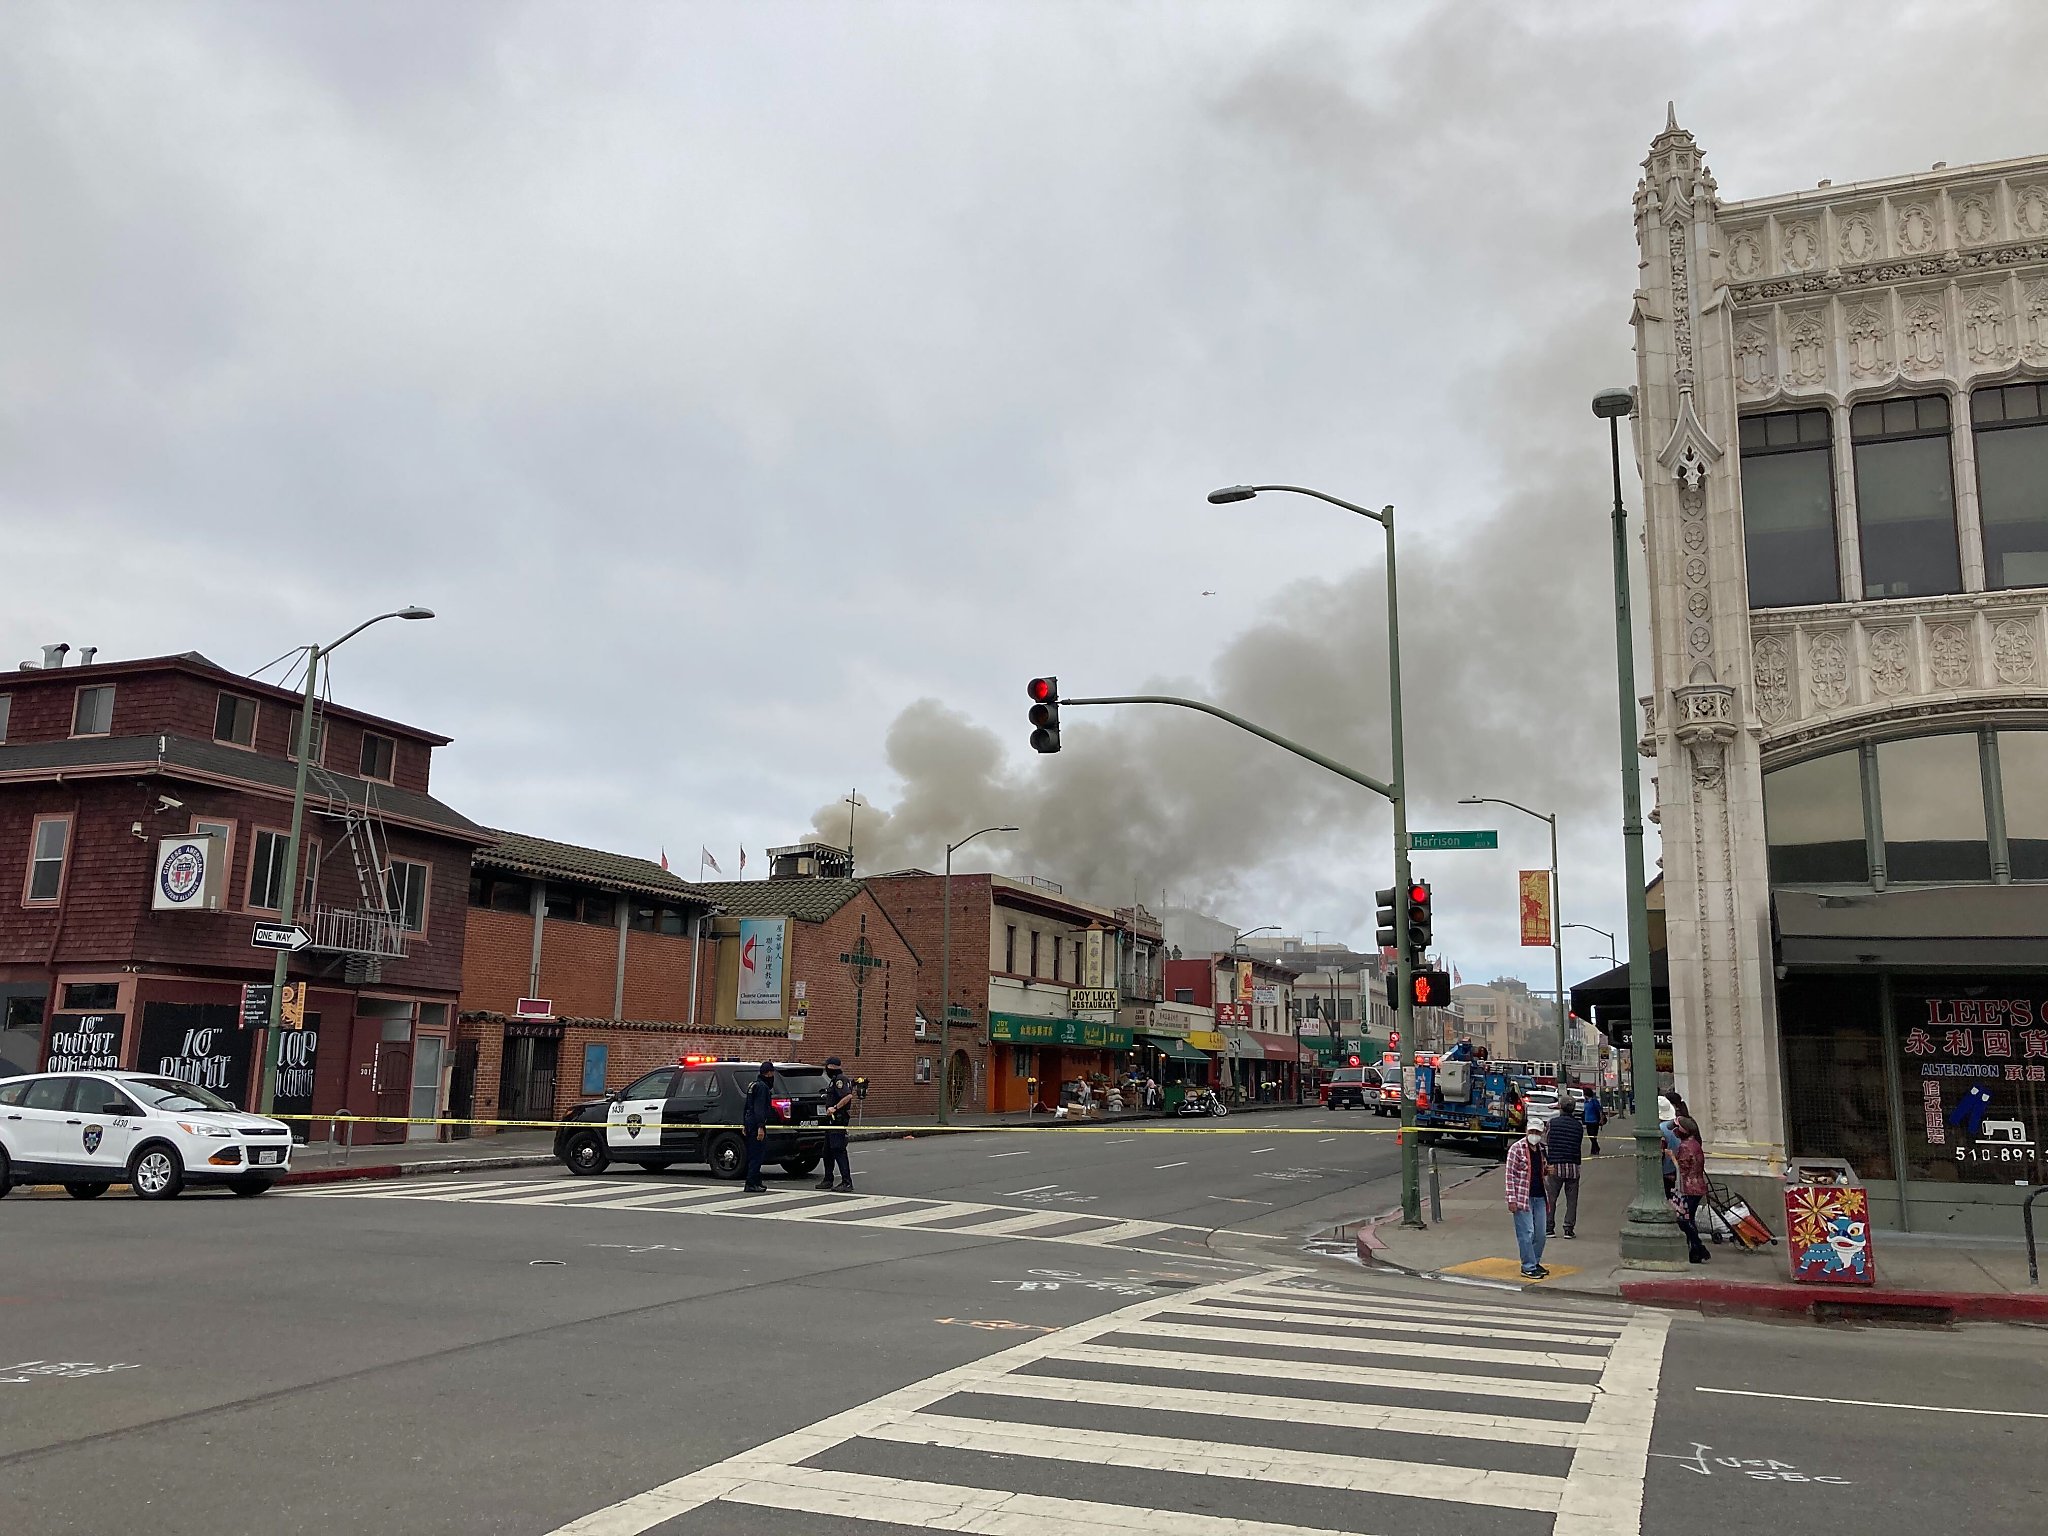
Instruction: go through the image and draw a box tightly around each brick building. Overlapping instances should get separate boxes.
[1162,952,1302,1101]
[866,871,1167,1113]
[690,872,927,1116]
[0,649,485,1142]
[455,831,772,1131]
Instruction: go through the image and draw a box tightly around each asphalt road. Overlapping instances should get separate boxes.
[4,1109,2043,1534]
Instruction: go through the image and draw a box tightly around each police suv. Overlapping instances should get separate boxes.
[0,1070,295,1199]
[554,1058,833,1180]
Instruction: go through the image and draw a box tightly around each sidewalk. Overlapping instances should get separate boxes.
[279,1100,1323,1187]
[1356,1143,2048,1324]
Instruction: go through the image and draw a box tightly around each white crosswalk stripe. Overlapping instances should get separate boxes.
[539,1267,1671,1536]
[284,1175,1220,1259]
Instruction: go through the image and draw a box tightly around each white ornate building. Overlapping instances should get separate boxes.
[1630,112,2048,1231]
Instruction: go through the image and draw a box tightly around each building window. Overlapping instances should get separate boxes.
[543,885,578,920]
[1173,987,1194,1004]
[2000,731,2048,881]
[359,731,396,782]
[1850,394,1960,599]
[1738,409,1839,608]
[658,907,688,937]
[71,685,113,737]
[301,838,320,915]
[288,710,326,764]
[581,893,615,927]
[628,902,657,931]
[484,876,531,913]
[1053,937,1064,982]
[62,981,118,1010]
[213,692,258,748]
[1073,940,1084,981]
[191,818,234,889]
[1876,732,1989,882]
[247,829,290,911]
[1970,383,2048,590]
[1029,931,1040,977]
[0,694,11,742]
[1004,925,1017,972]
[384,860,429,932]
[1764,748,1867,884]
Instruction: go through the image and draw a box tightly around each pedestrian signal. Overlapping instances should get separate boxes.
[1412,968,1452,1008]
[1027,677,1061,754]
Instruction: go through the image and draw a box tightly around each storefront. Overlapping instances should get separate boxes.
[1136,1032,1211,1107]
[989,1013,1135,1110]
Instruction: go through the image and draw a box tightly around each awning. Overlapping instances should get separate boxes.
[1139,1033,1209,1063]
[1774,886,2048,968]
[1250,1032,1297,1061]
[1569,951,1670,1046]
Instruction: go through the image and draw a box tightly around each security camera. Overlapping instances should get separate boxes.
[131,821,147,840]
[155,795,183,813]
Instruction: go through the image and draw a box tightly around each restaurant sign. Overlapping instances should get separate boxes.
[988,1014,1134,1050]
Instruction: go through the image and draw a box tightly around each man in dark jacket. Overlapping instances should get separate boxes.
[816,1057,856,1192]
[1581,1090,1605,1155]
[1544,1093,1586,1238]
[741,1061,775,1192]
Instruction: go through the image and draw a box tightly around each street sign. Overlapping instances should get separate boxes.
[250,923,311,952]
[240,984,273,1029]
[1409,830,1499,850]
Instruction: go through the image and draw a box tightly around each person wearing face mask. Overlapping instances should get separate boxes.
[1503,1119,1551,1280]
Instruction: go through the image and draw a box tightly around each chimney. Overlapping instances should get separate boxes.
[77,646,98,666]
[41,643,70,668]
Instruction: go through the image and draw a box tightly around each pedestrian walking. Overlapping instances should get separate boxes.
[1581,1090,1604,1156]
[1544,1094,1585,1238]
[741,1060,775,1192]
[817,1057,856,1192]
[1671,1115,1712,1263]
[1503,1120,1550,1279]
[1660,1091,1687,1197]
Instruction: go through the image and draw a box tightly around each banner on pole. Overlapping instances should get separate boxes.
[1519,869,1552,947]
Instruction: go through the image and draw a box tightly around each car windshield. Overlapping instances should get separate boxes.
[774,1070,830,1097]
[124,1077,240,1113]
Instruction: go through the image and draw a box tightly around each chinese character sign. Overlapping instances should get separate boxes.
[1898,987,2046,1185]
[735,918,787,1020]
[1518,870,1551,948]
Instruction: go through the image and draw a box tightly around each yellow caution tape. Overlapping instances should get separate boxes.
[266,1112,1517,1138]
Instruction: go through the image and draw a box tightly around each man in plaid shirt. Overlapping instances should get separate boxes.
[1503,1121,1551,1278]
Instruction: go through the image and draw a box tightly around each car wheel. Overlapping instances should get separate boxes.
[780,1157,819,1177]
[229,1179,274,1197]
[130,1144,185,1200]
[64,1182,111,1200]
[706,1132,745,1180]
[563,1132,610,1176]
[0,1146,12,1198]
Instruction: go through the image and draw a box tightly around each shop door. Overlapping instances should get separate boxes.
[407,1036,444,1143]
[502,1035,559,1124]
[447,1041,477,1140]
[343,1014,414,1145]
[375,1041,413,1133]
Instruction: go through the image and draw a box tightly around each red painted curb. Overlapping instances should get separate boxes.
[1620,1276,2048,1321]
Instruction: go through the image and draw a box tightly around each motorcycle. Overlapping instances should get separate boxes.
[1176,1088,1229,1118]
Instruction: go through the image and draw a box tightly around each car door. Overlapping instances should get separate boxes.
[12,1076,81,1174]
[69,1077,138,1178]
[606,1068,676,1156]
[661,1068,716,1161]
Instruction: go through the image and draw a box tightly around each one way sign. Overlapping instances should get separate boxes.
[251,923,312,952]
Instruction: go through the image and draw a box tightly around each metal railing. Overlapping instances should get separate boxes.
[310,904,408,958]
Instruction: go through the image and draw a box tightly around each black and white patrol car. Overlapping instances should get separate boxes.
[554,1058,833,1180]
[0,1071,295,1199]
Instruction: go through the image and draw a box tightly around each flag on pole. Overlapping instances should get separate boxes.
[659,848,670,872]
[739,847,748,878]
[1453,965,1463,986]
[701,847,723,876]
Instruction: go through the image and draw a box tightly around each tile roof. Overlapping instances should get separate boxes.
[478,830,715,904]
[691,878,866,923]
[0,734,485,840]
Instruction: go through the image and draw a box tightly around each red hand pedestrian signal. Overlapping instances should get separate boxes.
[1411,969,1452,1008]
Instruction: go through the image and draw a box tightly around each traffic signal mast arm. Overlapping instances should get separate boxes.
[1055,694,1395,800]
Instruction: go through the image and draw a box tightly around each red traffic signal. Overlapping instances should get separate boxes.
[1027,677,1061,753]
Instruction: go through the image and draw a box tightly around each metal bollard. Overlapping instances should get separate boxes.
[2026,1186,2045,1287]
[1427,1144,1442,1224]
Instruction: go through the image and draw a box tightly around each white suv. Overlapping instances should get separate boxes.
[0,1071,294,1200]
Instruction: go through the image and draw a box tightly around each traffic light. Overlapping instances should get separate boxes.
[1404,880,1433,964]
[1027,677,1061,754]
[1374,887,1399,950]
[1412,968,1452,1008]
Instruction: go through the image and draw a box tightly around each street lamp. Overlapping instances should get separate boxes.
[1593,385,1686,1267]
[259,606,435,1113]
[1221,926,1280,1102]
[936,824,1017,1125]
[1458,794,1568,1074]
[1208,483,1421,1227]
[1565,922,1618,967]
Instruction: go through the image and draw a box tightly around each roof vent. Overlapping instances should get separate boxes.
[77,646,98,666]
[41,643,70,668]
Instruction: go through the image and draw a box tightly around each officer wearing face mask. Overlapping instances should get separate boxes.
[742,1060,775,1193]
[816,1056,856,1192]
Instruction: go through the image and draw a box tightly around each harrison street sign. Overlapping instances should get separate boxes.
[1409,830,1499,851]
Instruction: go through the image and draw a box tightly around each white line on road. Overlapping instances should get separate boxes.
[1105,1137,1136,1143]
[1318,1136,1336,1143]
[1002,1184,1060,1195]
[1113,1319,1606,1372]
[1154,1161,1188,1170]
[1550,1309,1671,1535]
[987,1150,1032,1158]
[1059,1342,1600,1402]
[1205,1195,1274,1205]
[1695,1386,2048,1419]
[1249,1146,1276,1155]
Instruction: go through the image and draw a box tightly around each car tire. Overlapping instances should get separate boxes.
[229,1179,274,1197]
[129,1143,185,1200]
[563,1132,610,1176]
[64,1182,111,1199]
[0,1147,10,1198]
[706,1132,745,1180]
[780,1157,819,1177]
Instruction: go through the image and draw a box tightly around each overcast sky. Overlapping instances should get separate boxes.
[4,1,2040,991]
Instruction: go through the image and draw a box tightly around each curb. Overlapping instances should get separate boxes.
[277,1154,559,1187]
[1618,1276,2048,1324]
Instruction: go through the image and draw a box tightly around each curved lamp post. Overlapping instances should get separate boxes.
[936,824,1017,1124]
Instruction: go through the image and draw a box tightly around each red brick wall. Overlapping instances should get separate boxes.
[865,873,994,1109]
[460,907,708,1024]
[778,890,935,1118]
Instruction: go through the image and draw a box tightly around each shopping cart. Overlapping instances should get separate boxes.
[1701,1179,1777,1249]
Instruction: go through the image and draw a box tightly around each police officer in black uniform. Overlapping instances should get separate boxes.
[741,1060,775,1192]
[816,1056,856,1192]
